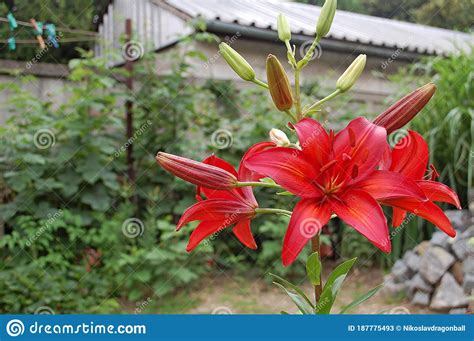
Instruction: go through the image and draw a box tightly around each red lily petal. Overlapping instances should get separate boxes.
[355,170,427,201]
[390,130,428,180]
[245,147,322,198]
[177,199,253,230]
[330,189,391,253]
[238,142,275,182]
[379,143,392,170]
[392,207,407,227]
[198,155,244,201]
[203,154,237,176]
[233,219,257,249]
[290,118,331,169]
[282,199,331,266]
[186,220,225,252]
[334,117,388,179]
[383,198,456,237]
[417,180,461,209]
[238,141,274,205]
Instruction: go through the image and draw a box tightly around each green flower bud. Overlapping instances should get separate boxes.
[336,54,366,92]
[316,0,337,38]
[219,42,255,81]
[277,14,291,42]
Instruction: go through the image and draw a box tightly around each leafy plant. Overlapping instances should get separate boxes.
[271,254,382,314]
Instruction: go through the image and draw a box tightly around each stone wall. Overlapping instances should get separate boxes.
[384,210,474,313]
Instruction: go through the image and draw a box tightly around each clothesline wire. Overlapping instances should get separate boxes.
[0,17,98,36]
[0,37,97,44]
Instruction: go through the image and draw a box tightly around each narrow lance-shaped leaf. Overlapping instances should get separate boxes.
[316,257,357,314]
[273,282,314,315]
[269,273,314,308]
[339,284,383,314]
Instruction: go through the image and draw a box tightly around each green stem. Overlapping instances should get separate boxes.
[252,78,269,89]
[311,233,323,304]
[285,109,297,121]
[285,40,296,68]
[235,181,283,189]
[304,89,341,116]
[255,208,292,216]
[294,68,302,120]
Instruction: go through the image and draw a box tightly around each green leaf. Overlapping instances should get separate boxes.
[323,257,357,293]
[339,284,383,314]
[306,252,322,286]
[269,273,313,308]
[273,282,313,315]
[316,257,357,314]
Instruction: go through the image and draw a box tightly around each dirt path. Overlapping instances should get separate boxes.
[184,266,433,314]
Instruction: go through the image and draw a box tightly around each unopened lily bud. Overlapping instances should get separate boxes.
[219,42,255,81]
[277,14,291,42]
[373,83,437,134]
[316,0,337,38]
[269,128,291,146]
[336,54,366,93]
[266,54,293,111]
[156,152,238,189]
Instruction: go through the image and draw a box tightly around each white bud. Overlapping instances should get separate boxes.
[269,128,290,146]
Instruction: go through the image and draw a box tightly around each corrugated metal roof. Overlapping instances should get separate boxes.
[164,0,473,55]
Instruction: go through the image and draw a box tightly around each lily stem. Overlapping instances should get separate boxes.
[311,232,323,304]
[255,208,292,216]
[294,68,302,120]
[252,78,269,89]
[235,181,282,189]
[305,89,341,116]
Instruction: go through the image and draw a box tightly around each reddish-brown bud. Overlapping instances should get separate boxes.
[156,152,237,189]
[373,83,437,134]
[266,54,293,111]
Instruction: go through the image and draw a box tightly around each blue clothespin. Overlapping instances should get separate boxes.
[8,36,16,50]
[7,12,17,29]
[45,23,59,48]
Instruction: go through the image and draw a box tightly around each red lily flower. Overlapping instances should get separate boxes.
[173,142,274,251]
[246,117,427,265]
[378,130,461,236]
